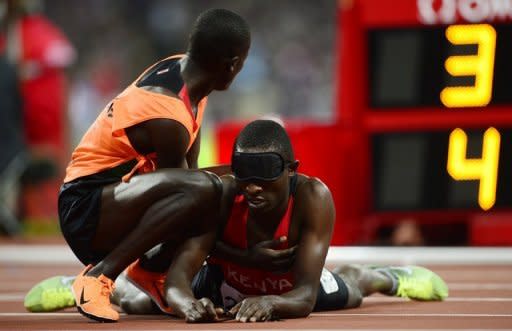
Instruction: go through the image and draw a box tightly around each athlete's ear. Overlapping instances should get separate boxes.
[226,56,240,72]
[288,160,299,175]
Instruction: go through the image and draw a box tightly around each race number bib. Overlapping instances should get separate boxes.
[220,281,248,310]
[319,268,339,294]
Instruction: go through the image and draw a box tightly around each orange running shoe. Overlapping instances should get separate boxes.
[71,264,119,322]
[124,259,173,314]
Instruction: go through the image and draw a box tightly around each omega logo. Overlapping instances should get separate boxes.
[417,0,512,24]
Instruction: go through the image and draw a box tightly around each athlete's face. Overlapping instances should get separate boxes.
[235,148,296,215]
[214,48,249,90]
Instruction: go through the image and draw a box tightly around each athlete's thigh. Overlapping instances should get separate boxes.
[94,169,216,250]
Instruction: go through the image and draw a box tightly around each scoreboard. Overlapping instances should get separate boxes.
[216,0,512,245]
[336,0,512,243]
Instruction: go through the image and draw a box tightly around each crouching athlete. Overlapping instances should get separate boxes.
[25,120,448,322]
[51,8,250,323]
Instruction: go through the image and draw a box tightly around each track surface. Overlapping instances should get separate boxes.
[1,243,511,330]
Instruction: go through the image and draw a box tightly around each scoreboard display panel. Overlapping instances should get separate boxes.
[372,128,512,211]
[336,0,512,243]
[367,21,512,211]
[368,24,512,108]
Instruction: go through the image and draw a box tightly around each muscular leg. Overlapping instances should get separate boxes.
[332,265,394,297]
[335,273,363,308]
[111,273,157,314]
[85,169,221,280]
[138,241,179,273]
[333,264,449,302]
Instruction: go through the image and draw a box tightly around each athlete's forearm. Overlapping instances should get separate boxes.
[200,164,232,176]
[270,287,316,319]
[166,286,195,314]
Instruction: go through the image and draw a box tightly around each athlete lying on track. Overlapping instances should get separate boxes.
[25,120,448,322]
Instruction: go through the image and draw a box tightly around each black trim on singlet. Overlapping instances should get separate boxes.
[65,159,137,186]
[136,58,184,95]
[289,174,298,196]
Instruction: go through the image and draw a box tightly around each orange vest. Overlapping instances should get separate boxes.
[64,55,206,183]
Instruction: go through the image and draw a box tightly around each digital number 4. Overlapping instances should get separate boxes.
[447,127,500,210]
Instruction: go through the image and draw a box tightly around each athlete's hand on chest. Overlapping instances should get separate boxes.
[248,236,297,273]
[229,296,277,322]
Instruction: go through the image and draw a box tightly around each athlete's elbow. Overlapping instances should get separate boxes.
[290,298,315,319]
[283,290,317,318]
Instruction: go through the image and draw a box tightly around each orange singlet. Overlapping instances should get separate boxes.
[64,55,206,183]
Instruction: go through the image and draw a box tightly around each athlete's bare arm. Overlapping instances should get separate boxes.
[165,228,218,322]
[186,128,200,169]
[165,176,236,322]
[230,177,335,321]
[125,118,190,169]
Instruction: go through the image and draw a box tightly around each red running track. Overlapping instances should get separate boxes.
[0,243,511,330]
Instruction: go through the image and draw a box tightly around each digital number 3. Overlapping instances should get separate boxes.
[441,24,496,108]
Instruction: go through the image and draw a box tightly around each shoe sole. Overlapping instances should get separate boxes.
[76,306,117,323]
[72,285,118,323]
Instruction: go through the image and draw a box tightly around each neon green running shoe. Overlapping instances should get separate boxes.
[24,276,76,312]
[378,266,448,301]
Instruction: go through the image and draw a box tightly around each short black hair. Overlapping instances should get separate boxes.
[234,120,294,161]
[188,9,250,68]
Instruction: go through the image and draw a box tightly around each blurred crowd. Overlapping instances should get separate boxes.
[0,0,336,235]
[46,0,337,146]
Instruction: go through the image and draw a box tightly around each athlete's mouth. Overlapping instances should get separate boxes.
[247,197,266,208]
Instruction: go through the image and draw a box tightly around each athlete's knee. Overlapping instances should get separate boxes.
[338,274,363,309]
[345,284,363,308]
[200,170,223,200]
[181,170,223,205]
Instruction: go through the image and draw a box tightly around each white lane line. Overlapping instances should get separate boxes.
[364,296,512,302]
[3,293,512,303]
[326,247,512,265]
[30,330,507,331]
[0,282,41,290]
[3,245,512,264]
[2,312,511,318]
[449,283,512,290]
[0,294,24,301]
[311,313,512,317]
[0,327,506,331]
[4,282,511,291]
[0,313,78,317]
[0,312,112,317]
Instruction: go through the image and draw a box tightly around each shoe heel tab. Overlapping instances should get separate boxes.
[80,264,94,276]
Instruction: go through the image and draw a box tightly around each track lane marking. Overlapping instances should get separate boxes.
[311,313,512,317]
[4,294,512,302]
[1,312,511,317]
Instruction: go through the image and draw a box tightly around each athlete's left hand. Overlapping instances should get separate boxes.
[181,297,223,323]
[229,296,276,322]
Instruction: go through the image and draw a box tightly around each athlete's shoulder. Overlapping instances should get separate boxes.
[296,173,332,200]
[294,174,335,227]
